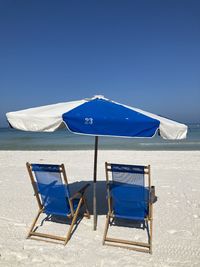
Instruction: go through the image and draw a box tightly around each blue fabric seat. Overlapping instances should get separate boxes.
[111,183,149,220]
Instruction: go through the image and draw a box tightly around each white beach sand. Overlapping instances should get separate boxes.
[0,150,200,267]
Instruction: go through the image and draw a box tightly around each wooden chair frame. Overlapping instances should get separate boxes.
[103,162,155,254]
[26,162,90,245]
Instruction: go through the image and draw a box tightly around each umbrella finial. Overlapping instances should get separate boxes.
[92,95,106,100]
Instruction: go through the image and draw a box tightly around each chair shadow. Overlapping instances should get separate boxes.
[68,180,108,215]
[33,212,83,242]
[111,218,146,230]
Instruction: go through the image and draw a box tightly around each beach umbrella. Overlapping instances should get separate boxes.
[6,95,188,230]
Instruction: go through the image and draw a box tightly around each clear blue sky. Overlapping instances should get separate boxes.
[0,0,199,127]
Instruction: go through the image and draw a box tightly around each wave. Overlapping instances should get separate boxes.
[140,142,200,146]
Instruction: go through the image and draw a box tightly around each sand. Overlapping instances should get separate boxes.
[0,150,200,267]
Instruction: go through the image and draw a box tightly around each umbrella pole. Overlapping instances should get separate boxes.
[93,135,98,230]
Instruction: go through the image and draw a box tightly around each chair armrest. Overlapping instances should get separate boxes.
[150,186,157,204]
[70,183,90,200]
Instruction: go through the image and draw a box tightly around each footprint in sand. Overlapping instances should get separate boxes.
[134,235,141,240]
[13,223,27,227]
[167,229,192,237]
[167,229,177,234]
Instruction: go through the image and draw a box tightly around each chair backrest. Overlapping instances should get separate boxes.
[105,163,151,220]
[26,163,72,217]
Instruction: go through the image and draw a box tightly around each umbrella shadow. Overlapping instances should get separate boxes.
[68,181,158,216]
[68,180,107,215]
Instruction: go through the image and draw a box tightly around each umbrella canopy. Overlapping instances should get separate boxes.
[7,95,187,139]
[6,95,188,230]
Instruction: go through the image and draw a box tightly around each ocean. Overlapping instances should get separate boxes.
[0,124,199,151]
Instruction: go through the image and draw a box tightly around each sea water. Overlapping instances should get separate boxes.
[0,124,199,151]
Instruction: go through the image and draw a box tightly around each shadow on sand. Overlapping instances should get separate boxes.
[68,180,108,215]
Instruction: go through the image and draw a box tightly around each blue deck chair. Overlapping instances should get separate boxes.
[103,162,156,253]
[26,162,90,245]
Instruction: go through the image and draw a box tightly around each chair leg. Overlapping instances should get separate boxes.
[27,209,43,238]
[103,216,152,253]
[27,198,89,245]
[64,198,83,245]
[149,203,153,254]
[149,218,153,254]
[83,196,90,219]
[27,200,87,245]
[102,213,110,245]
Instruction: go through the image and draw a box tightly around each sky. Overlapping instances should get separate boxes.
[0,0,200,127]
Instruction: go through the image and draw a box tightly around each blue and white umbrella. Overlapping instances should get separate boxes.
[6,95,188,229]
